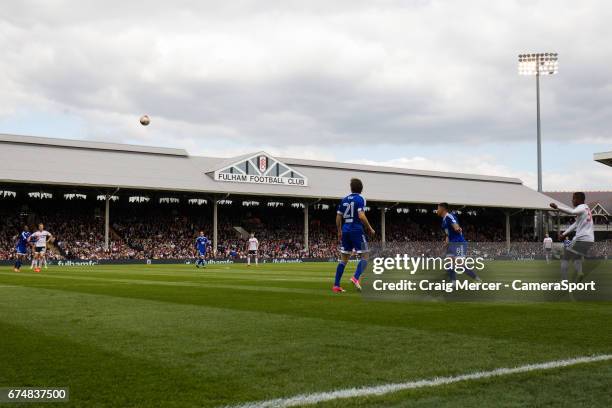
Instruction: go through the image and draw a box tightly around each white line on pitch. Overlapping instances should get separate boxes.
[227,354,612,408]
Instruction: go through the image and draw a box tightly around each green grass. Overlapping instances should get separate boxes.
[0,262,610,407]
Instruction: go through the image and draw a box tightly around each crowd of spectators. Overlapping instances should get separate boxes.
[1,207,610,261]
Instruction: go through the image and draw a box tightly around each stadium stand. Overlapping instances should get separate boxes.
[1,201,609,261]
[1,135,609,262]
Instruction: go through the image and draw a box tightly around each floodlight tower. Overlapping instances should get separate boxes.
[518,52,558,238]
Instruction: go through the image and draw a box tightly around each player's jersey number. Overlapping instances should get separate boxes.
[343,202,355,223]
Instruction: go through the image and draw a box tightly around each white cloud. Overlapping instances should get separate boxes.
[350,154,611,191]
[0,1,610,191]
[1,1,612,147]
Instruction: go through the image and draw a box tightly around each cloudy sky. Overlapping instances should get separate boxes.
[0,0,610,190]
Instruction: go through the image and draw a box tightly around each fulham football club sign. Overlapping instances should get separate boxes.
[211,152,308,187]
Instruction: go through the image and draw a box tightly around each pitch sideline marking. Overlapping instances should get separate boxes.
[228,354,612,408]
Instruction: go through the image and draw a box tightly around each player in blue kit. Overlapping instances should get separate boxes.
[14,225,31,272]
[195,231,209,268]
[436,203,481,283]
[333,178,375,293]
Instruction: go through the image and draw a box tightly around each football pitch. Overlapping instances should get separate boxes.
[0,262,611,407]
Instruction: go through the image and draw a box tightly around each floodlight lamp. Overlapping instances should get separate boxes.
[518,52,558,75]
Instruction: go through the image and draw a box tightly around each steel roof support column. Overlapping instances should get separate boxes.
[104,196,110,252]
[380,207,386,249]
[505,211,511,254]
[103,187,119,254]
[304,205,309,253]
[213,199,218,257]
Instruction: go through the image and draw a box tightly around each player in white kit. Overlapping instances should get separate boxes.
[550,192,594,281]
[542,233,553,263]
[246,233,259,267]
[28,223,54,273]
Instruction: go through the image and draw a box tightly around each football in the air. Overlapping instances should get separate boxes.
[139,115,151,126]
